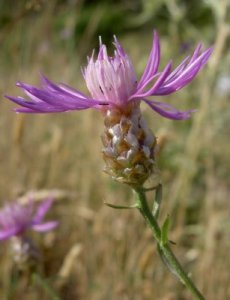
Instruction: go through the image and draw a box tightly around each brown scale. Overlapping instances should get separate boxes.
[101,106,157,187]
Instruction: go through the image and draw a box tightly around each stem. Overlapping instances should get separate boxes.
[134,188,205,300]
[32,273,60,300]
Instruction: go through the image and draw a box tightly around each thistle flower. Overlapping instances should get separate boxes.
[5,31,212,118]
[0,198,58,241]
[5,31,212,186]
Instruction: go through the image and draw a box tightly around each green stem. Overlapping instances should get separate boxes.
[134,188,205,300]
[32,273,60,300]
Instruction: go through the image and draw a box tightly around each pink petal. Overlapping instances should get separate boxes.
[144,99,196,120]
[137,31,160,89]
[31,221,58,232]
[32,198,54,224]
[0,228,18,240]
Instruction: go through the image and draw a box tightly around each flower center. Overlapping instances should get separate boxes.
[83,41,137,108]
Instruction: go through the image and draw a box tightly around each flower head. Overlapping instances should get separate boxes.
[83,36,137,108]
[5,31,212,120]
[0,198,58,241]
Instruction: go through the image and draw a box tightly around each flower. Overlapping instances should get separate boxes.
[5,31,212,120]
[0,198,58,241]
[5,31,213,187]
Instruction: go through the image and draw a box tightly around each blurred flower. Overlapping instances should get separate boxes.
[0,198,58,241]
[6,31,212,120]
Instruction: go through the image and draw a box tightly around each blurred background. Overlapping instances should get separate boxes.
[0,0,230,299]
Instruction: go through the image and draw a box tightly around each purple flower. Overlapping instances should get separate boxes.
[5,31,212,120]
[0,198,58,241]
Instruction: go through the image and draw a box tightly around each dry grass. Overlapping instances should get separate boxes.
[0,1,230,299]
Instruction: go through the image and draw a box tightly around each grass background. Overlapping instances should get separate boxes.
[0,0,230,299]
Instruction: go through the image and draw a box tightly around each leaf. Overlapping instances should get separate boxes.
[152,184,163,219]
[161,215,171,246]
[104,202,139,209]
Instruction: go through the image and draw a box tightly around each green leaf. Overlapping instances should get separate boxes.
[161,215,171,246]
[104,202,139,209]
[152,184,162,219]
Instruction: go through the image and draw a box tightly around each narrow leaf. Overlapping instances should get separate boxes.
[161,215,171,246]
[152,184,162,219]
[104,202,139,209]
